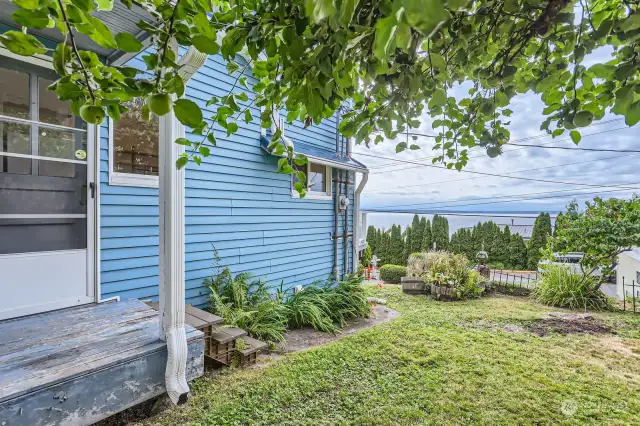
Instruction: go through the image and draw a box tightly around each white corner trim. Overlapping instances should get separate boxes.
[352,171,369,272]
[107,116,160,188]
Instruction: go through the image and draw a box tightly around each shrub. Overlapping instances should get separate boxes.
[407,251,450,278]
[426,251,485,300]
[380,264,407,283]
[532,265,612,310]
[205,268,288,345]
[357,263,365,277]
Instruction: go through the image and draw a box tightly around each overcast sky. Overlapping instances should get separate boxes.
[353,48,638,216]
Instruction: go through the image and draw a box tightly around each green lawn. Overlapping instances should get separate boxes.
[147,285,640,425]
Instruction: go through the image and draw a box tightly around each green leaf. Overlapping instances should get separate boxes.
[14,0,50,10]
[409,144,420,150]
[403,0,449,36]
[339,0,359,26]
[207,132,217,147]
[193,155,202,166]
[396,142,407,153]
[176,155,189,169]
[174,99,203,127]
[199,146,211,157]
[12,8,53,29]
[569,130,581,144]
[192,35,220,55]
[194,13,215,39]
[396,23,411,51]
[86,16,117,49]
[304,0,336,24]
[373,14,398,61]
[70,0,94,11]
[431,89,447,107]
[552,128,564,137]
[226,121,239,137]
[620,14,640,32]
[243,109,252,123]
[175,138,192,146]
[94,0,113,11]
[115,32,142,52]
[626,101,640,126]
[0,30,46,56]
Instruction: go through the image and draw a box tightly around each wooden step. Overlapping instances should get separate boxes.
[238,336,267,356]
[142,301,223,331]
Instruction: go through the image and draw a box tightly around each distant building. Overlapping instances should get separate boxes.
[616,248,640,302]
[497,224,534,241]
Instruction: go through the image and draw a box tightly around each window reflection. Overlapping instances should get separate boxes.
[0,68,29,119]
[39,77,83,129]
[0,122,31,174]
[309,163,326,192]
[113,98,159,176]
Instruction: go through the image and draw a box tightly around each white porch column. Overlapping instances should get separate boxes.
[158,108,190,405]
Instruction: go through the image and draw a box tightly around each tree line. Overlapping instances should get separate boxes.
[364,213,554,270]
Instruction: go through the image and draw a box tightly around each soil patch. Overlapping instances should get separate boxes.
[523,317,613,337]
[259,305,401,361]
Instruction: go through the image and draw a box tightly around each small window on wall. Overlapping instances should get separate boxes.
[109,98,160,187]
[292,161,332,200]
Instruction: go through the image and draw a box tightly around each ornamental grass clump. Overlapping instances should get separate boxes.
[532,265,612,311]
[407,251,448,278]
[205,268,288,345]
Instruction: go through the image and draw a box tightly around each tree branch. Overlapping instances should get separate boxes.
[56,0,95,104]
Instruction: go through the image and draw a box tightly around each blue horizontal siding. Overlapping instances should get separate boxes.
[100,52,356,307]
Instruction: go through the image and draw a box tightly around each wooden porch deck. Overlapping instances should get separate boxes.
[0,299,204,426]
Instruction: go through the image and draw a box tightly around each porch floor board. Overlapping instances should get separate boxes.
[0,299,204,426]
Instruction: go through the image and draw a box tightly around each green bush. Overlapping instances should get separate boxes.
[380,264,407,283]
[532,265,612,310]
[407,251,448,278]
[357,263,365,277]
[426,251,485,300]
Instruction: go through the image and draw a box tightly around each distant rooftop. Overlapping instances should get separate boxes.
[498,224,534,240]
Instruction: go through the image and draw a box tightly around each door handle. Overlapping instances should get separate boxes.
[89,182,95,199]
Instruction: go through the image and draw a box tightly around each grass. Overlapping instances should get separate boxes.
[145,285,640,426]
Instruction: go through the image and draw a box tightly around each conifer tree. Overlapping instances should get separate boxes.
[508,234,528,270]
[366,225,377,254]
[411,215,424,253]
[403,227,413,265]
[422,220,432,251]
[390,225,404,265]
[527,212,552,270]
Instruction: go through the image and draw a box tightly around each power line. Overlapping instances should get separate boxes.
[372,180,638,209]
[361,210,559,218]
[508,142,640,152]
[370,187,635,212]
[356,151,640,191]
[367,123,631,174]
[365,153,638,193]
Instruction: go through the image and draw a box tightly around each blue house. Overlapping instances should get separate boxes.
[0,3,368,424]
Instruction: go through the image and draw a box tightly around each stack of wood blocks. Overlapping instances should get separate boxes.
[143,301,267,367]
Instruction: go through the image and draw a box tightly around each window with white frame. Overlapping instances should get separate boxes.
[292,161,332,199]
[109,98,160,187]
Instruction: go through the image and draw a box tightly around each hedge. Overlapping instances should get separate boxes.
[380,265,407,284]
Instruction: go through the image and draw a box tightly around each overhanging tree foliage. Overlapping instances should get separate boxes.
[1,0,638,187]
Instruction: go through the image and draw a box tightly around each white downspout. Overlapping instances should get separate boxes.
[352,171,368,272]
[159,45,207,406]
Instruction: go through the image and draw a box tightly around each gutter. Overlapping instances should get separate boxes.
[161,45,208,406]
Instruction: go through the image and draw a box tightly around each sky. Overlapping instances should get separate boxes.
[352,48,639,218]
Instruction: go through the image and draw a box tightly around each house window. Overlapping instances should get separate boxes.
[292,161,332,200]
[109,98,160,187]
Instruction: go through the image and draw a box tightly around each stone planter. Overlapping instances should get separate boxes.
[401,277,428,295]
[430,283,459,301]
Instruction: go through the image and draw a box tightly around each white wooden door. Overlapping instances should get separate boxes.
[0,64,95,320]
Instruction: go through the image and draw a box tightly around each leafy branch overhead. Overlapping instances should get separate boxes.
[2,0,639,175]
